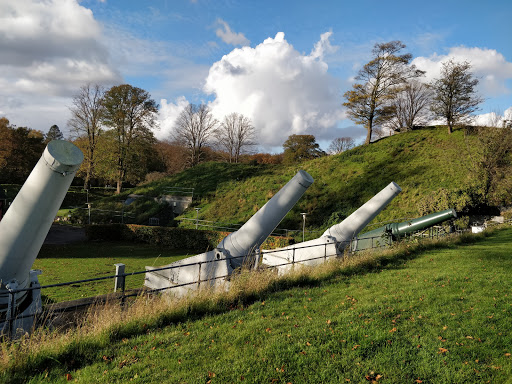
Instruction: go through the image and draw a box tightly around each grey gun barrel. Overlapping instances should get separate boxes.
[262,182,401,272]
[0,140,83,310]
[218,170,314,268]
[322,182,402,242]
[145,170,314,295]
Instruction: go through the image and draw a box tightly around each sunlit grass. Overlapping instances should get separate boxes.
[33,242,192,302]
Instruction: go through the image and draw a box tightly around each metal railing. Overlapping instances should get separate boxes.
[0,224,475,338]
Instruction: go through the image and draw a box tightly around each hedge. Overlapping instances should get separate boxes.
[85,224,293,253]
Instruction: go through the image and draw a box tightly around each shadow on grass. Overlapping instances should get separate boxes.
[37,243,195,260]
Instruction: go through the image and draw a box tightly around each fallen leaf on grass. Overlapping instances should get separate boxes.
[208,371,216,378]
[365,372,382,382]
[352,345,360,350]
[505,353,511,357]
[389,327,397,333]
[438,348,448,354]
[65,374,72,381]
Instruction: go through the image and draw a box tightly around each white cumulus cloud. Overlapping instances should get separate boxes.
[215,19,250,46]
[156,96,190,140]
[412,46,512,97]
[0,0,121,133]
[472,107,512,127]
[202,31,344,148]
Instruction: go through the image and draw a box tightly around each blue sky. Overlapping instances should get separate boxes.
[1,0,511,150]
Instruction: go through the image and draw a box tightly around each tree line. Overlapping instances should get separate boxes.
[1,40,508,193]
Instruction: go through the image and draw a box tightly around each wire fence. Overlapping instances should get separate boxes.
[176,217,324,238]
[0,223,479,339]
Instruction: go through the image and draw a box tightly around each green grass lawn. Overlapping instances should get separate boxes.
[15,227,512,383]
[33,242,193,303]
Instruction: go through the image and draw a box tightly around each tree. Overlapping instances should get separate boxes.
[0,117,11,171]
[45,124,64,143]
[466,125,512,205]
[215,112,256,163]
[328,137,355,154]
[0,119,45,184]
[154,140,189,175]
[173,103,218,167]
[388,80,433,132]
[91,129,158,188]
[68,84,105,189]
[343,41,424,144]
[101,84,159,194]
[282,134,325,163]
[430,60,483,134]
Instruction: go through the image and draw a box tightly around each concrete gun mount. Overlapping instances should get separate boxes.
[262,182,402,273]
[144,170,314,296]
[351,208,457,251]
[0,140,83,335]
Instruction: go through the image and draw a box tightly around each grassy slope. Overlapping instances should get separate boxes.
[114,126,477,234]
[11,227,512,383]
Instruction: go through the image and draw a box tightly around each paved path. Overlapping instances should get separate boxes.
[43,224,87,245]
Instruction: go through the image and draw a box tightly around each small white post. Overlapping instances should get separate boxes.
[301,212,307,242]
[114,263,125,293]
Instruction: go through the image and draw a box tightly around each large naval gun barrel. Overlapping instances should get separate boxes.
[352,208,457,251]
[145,170,314,296]
[0,141,83,328]
[322,182,402,242]
[218,170,314,268]
[262,182,402,272]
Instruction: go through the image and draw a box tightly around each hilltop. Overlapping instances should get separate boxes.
[81,126,510,233]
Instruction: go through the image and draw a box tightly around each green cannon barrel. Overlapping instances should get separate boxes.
[352,208,457,251]
[388,208,457,237]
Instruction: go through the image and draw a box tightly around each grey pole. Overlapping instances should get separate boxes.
[195,208,200,229]
[301,213,307,242]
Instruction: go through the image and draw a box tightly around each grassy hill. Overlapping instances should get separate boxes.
[81,126,509,234]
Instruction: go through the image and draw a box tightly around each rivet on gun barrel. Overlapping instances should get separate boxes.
[0,140,84,335]
[351,208,457,251]
[144,170,314,296]
[262,182,402,273]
